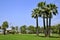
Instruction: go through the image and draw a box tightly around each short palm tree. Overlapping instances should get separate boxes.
[32,8,40,36]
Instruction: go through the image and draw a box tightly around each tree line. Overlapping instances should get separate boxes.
[0,21,60,35]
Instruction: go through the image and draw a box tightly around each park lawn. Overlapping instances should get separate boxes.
[0,34,60,40]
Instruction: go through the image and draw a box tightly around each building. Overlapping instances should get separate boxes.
[6,28,12,34]
[0,29,3,34]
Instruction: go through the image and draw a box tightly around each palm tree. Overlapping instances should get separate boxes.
[38,2,47,36]
[32,2,58,37]
[32,8,40,36]
[2,21,9,35]
[37,2,58,37]
[46,4,58,37]
[44,6,50,37]
[40,4,58,37]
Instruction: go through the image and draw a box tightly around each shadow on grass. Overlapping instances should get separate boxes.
[37,35,60,38]
[49,36,60,38]
[38,36,46,37]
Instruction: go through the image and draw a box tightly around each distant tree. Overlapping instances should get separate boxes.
[57,24,60,35]
[11,26,15,34]
[38,26,41,33]
[27,25,35,34]
[40,27,44,33]
[51,25,58,34]
[20,25,26,34]
[2,21,9,35]
[15,26,19,34]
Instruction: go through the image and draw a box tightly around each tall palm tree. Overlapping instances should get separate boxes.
[37,2,58,37]
[32,8,40,36]
[38,2,47,36]
[47,4,58,37]
[32,2,58,37]
[41,4,58,37]
[44,6,50,37]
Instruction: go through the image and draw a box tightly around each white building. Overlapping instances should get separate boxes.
[0,29,3,34]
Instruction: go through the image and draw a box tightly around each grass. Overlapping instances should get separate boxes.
[0,34,60,40]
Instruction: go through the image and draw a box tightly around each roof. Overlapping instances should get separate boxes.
[6,28,12,30]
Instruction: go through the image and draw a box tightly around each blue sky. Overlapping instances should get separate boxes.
[0,0,60,27]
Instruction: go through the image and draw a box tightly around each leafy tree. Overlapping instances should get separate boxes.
[51,26,57,33]
[36,26,40,33]
[20,25,26,34]
[57,24,60,35]
[27,25,35,34]
[2,21,9,35]
[40,27,44,33]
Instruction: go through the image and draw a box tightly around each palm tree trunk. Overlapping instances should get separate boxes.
[3,28,6,35]
[59,27,60,35]
[36,16,39,36]
[46,15,49,37]
[48,17,51,37]
[43,15,47,37]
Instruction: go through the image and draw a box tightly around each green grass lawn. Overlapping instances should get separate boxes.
[0,34,60,40]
